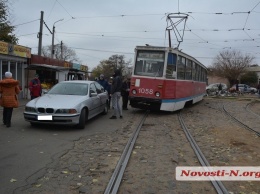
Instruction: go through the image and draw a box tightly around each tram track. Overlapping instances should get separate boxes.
[178,112,229,194]
[104,111,149,194]
[223,101,260,137]
[105,109,229,194]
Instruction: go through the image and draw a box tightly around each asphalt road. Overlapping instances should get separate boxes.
[0,103,124,194]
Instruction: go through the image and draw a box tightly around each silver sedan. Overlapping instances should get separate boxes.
[24,80,109,129]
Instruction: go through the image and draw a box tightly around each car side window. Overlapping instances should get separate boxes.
[90,83,97,94]
[94,82,104,94]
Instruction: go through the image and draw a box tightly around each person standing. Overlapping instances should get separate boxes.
[0,72,20,127]
[121,77,130,110]
[29,74,42,100]
[257,82,260,97]
[107,77,113,109]
[97,74,109,92]
[110,69,123,119]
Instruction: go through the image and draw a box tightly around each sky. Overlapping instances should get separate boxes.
[9,0,260,71]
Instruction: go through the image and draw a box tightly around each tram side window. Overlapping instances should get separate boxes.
[177,56,185,80]
[192,62,196,81]
[166,53,177,79]
[197,65,201,81]
[185,59,192,80]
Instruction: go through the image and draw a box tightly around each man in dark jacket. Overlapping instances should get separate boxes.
[121,77,130,110]
[110,69,123,119]
[97,74,109,92]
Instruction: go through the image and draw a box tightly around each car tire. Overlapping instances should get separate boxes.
[77,109,86,129]
[102,101,109,115]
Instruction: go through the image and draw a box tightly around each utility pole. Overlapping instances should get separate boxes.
[38,11,44,56]
[61,41,63,60]
[51,19,63,58]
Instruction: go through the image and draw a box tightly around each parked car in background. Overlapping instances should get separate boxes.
[230,84,257,93]
[206,83,227,94]
[24,80,109,129]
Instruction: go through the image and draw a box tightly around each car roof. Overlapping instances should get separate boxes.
[59,80,95,84]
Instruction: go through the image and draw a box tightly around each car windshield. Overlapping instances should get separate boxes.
[48,82,88,96]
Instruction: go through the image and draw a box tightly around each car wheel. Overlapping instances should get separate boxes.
[102,101,109,115]
[77,109,87,129]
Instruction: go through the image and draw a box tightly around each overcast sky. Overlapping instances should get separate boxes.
[10,0,260,70]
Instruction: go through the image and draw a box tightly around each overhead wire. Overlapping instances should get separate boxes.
[13,2,260,63]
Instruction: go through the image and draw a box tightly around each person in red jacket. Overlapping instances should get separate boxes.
[0,72,20,127]
[29,74,42,100]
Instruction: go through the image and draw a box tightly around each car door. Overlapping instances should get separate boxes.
[88,83,101,117]
[94,82,107,113]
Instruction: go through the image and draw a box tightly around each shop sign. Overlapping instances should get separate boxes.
[80,65,87,71]
[13,45,31,58]
[72,63,81,70]
[64,61,71,68]
[0,41,31,58]
[0,41,8,54]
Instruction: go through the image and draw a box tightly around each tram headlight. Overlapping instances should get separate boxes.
[155,92,160,97]
[132,89,137,95]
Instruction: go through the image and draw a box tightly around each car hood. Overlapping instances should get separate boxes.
[26,94,87,108]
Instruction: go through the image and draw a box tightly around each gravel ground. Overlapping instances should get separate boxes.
[16,96,259,194]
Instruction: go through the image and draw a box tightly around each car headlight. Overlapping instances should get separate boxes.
[132,89,137,95]
[25,106,37,112]
[56,109,77,114]
[155,92,160,97]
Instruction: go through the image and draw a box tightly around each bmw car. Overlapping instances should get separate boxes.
[24,80,109,129]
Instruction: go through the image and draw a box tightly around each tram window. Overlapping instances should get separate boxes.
[177,56,185,80]
[192,62,196,80]
[166,53,177,79]
[134,51,165,77]
[186,59,192,80]
[197,65,201,81]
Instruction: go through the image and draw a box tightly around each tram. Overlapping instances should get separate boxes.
[129,45,207,112]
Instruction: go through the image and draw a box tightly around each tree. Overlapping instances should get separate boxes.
[91,54,130,80]
[240,71,258,86]
[42,43,79,62]
[209,50,254,86]
[0,0,18,44]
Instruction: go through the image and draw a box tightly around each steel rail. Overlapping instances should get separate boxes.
[223,104,260,137]
[178,112,229,194]
[104,110,149,194]
[245,101,260,118]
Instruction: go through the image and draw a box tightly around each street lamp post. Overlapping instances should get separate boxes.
[51,19,63,58]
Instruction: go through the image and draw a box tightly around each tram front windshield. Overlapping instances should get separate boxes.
[134,50,165,77]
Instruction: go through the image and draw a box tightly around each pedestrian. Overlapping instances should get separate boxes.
[110,69,123,119]
[0,72,20,127]
[29,73,42,100]
[257,83,260,97]
[235,80,239,94]
[217,83,222,96]
[97,74,109,92]
[121,76,130,110]
[107,77,113,109]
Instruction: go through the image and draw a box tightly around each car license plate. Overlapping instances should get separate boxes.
[38,115,53,120]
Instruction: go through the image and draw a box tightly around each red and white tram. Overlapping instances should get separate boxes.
[129,45,207,111]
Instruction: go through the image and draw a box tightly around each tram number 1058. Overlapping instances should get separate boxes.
[138,88,153,94]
